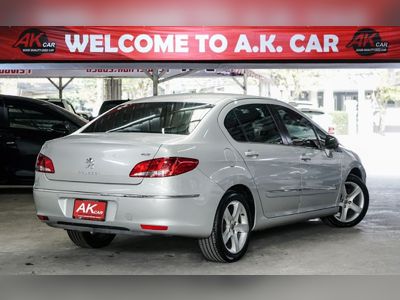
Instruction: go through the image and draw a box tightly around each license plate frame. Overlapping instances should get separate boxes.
[73,199,107,222]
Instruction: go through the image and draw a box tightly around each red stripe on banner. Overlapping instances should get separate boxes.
[1,26,400,62]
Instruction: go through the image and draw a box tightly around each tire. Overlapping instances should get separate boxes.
[321,174,369,228]
[67,230,116,248]
[198,191,252,263]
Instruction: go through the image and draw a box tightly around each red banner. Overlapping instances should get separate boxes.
[1,26,400,62]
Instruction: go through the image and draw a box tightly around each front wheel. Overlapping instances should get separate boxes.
[198,191,252,263]
[321,174,369,227]
[67,230,116,248]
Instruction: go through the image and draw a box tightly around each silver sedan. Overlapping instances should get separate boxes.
[33,94,369,262]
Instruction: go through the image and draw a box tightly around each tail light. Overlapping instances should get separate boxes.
[35,153,55,173]
[130,157,199,178]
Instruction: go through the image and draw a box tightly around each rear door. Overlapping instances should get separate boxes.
[2,98,79,184]
[220,100,302,218]
[270,104,342,212]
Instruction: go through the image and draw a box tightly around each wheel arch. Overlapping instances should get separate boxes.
[346,165,366,183]
[348,167,363,180]
[225,184,256,228]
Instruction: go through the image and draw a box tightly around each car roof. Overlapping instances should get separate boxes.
[0,94,87,126]
[300,107,325,114]
[102,99,129,103]
[125,93,288,107]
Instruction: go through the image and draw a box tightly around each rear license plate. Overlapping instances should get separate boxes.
[73,199,107,221]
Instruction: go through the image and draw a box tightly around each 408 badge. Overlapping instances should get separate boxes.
[346,28,389,56]
[13,28,56,57]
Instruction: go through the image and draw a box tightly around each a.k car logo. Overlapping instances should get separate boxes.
[13,28,56,57]
[346,28,389,56]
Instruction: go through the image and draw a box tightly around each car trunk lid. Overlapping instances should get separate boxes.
[43,133,185,185]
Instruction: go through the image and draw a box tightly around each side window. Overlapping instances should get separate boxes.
[224,104,283,144]
[6,102,76,133]
[273,105,320,148]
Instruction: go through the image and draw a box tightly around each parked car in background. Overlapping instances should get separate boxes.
[41,99,93,121]
[0,95,87,185]
[75,110,94,121]
[34,94,368,262]
[98,99,129,115]
[300,108,335,135]
[46,99,77,115]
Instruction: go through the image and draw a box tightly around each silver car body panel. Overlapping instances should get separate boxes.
[33,93,366,238]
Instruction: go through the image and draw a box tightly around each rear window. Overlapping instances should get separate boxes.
[83,101,213,135]
[99,101,127,114]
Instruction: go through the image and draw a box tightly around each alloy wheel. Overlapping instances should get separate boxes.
[334,181,365,223]
[222,200,249,254]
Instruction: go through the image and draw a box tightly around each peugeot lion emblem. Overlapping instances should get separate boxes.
[86,157,95,169]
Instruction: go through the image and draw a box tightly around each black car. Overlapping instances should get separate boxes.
[42,99,94,121]
[0,95,87,185]
[46,99,77,114]
[98,99,129,115]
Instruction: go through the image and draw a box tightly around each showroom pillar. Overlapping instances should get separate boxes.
[231,71,248,95]
[104,78,122,100]
[47,77,74,99]
[145,69,199,96]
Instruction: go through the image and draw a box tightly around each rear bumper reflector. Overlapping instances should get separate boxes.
[140,224,168,231]
[37,215,49,221]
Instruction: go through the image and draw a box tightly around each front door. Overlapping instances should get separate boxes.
[271,105,342,212]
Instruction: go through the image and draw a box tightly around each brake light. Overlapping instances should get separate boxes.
[130,157,199,178]
[35,153,55,173]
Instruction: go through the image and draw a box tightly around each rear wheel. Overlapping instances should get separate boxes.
[321,174,369,227]
[198,191,252,263]
[67,230,116,248]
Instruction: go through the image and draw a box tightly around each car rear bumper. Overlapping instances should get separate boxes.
[33,172,224,238]
[34,188,219,238]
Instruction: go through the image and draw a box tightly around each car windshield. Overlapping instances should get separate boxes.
[83,101,213,135]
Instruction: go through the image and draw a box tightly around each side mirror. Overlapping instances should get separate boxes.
[51,123,69,134]
[325,135,339,150]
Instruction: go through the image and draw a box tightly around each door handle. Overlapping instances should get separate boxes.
[6,141,16,145]
[245,150,259,158]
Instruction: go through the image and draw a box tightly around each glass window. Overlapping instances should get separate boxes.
[7,103,77,132]
[273,105,320,148]
[314,126,327,148]
[224,109,247,142]
[83,102,213,135]
[224,104,282,144]
[65,101,76,114]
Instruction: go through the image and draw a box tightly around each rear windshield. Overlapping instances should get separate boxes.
[83,101,213,135]
[99,101,127,114]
